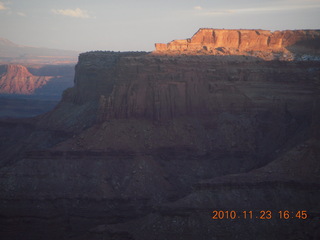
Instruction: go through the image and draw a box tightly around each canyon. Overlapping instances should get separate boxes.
[0,64,74,118]
[0,29,319,240]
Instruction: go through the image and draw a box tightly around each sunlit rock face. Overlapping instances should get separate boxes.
[0,64,53,94]
[155,28,320,60]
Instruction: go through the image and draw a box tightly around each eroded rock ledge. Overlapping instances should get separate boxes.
[154,28,320,60]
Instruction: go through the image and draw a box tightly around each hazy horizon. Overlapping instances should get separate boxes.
[1,0,320,52]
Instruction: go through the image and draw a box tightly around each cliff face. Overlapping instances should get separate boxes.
[37,51,320,159]
[0,64,53,94]
[155,29,320,59]
[48,52,319,122]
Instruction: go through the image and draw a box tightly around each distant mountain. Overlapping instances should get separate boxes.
[0,38,19,48]
[0,38,79,64]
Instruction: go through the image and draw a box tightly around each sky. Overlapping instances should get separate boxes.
[0,0,320,52]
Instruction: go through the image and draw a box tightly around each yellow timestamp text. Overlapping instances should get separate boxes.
[211,210,308,220]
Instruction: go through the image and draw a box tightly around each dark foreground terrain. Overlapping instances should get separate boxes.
[0,96,59,118]
[0,29,320,240]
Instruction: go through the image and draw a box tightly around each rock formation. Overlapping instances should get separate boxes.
[0,64,53,94]
[38,50,320,132]
[155,28,320,60]
[0,30,320,240]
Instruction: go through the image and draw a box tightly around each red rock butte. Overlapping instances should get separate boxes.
[0,64,53,94]
[154,28,320,58]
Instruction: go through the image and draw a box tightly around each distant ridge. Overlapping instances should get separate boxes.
[0,37,79,64]
[0,38,19,48]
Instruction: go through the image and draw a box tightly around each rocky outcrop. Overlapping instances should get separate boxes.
[155,28,320,60]
[0,64,53,94]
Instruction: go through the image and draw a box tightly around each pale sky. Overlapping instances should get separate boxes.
[0,0,320,52]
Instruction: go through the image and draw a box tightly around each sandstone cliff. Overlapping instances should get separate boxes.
[39,51,320,132]
[0,64,53,94]
[155,28,320,60]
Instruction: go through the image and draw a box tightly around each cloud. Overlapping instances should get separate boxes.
[200,10,235,15]
[17,12,26,17]
[0,2,26,16]
[0,1,8,10]
[194,6,202,11]
[52,8,91,18]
